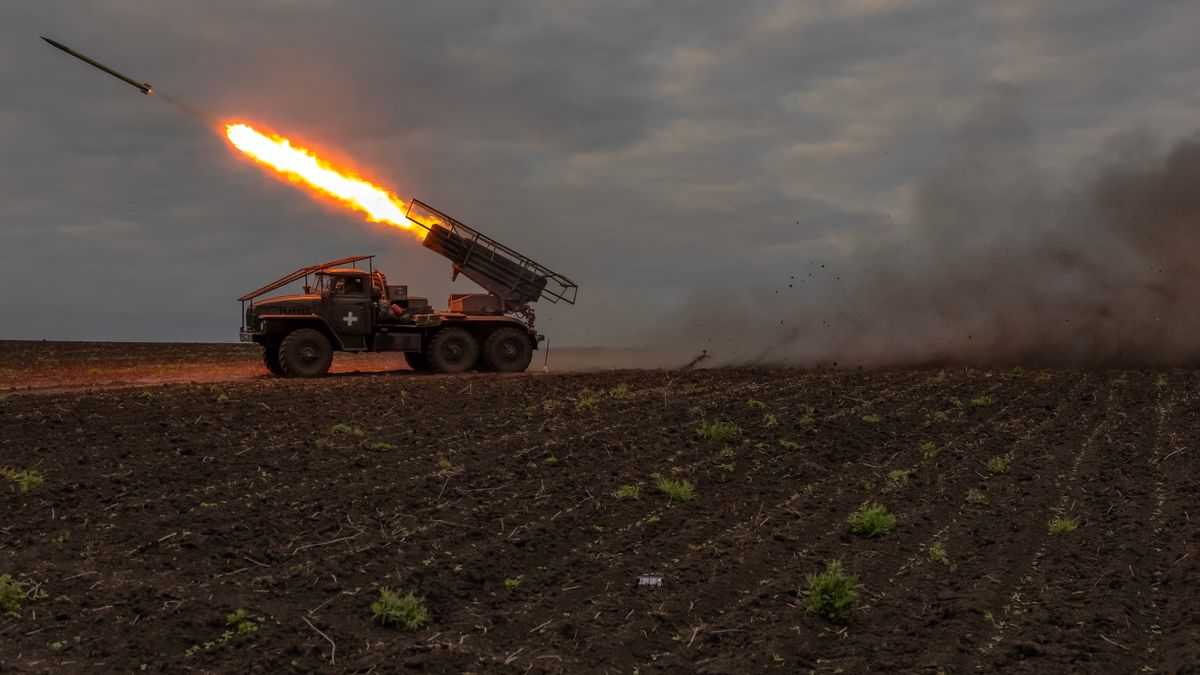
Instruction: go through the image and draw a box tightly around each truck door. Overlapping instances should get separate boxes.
[326,274,371,337]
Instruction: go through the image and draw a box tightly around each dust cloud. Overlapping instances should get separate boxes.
[658,89,1200,368]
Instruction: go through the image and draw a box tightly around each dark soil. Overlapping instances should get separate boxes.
[0,352,1195,673]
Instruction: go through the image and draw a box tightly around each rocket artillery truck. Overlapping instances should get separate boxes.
[239,200,577,377]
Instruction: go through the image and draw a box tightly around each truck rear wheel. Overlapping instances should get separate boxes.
[278,328,333,378]
[404,351,430,373]
[426,327,479,373]
[481,327,534,373]
[263,341,285,376]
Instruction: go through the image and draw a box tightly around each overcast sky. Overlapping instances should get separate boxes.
[2,1,1198,346]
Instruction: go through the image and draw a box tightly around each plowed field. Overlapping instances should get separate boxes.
[2,354,1197,672]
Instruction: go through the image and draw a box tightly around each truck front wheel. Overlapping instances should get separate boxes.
[426,327,479,373]
[278,328,333,378]
[481,327,534,373]
[263,340,285,376]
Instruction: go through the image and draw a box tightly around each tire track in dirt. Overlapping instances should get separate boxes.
[1145,372,1200,669]
[972,374,1161,670]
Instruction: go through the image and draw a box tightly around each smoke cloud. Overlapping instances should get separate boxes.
[664,87,1200,368]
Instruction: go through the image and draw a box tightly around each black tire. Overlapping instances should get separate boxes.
[278,328,333,378]
[425,327,479,374]
[481,327,534,373]
[404,351,430,373]
[263,341,285,376]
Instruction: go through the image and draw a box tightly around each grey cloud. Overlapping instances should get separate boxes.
[0,1,1197,358]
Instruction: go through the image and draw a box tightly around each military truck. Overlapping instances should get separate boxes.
[239,199,577,377]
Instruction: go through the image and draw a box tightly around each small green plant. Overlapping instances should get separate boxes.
[930,541,949,566]
[803,560,859,624]
[919,441,938,459]
[861,414,882,424]
[747,398,766,409]
[656,477,696,502]
[543,454,559,465]
[847,501,896,537]
[970,394,993,407]
[613,484,641,500]
[966,488,988,505]
[1048,515,1079,534]
[371,588,429,630]
[763,413,778,428]
[1155,374,1169,389]
[799,407,817,425]
[368,442,396,452]
[609,383,632,400]
[883,469,911,492]
[576,389,599,412]
[331,423,363,437]
[435,457,453,472]
[0,574,26,615]
[1,467,45,493]
[779,439,801,451]
[226,609,259,636]
[985,452,1014,475]
[504,576,523,590]
[697,421,740,444]
[543,398,562,414]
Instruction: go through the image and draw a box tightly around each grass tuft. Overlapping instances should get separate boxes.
[985,452,1014,475]
[0,468,45,493]
[0,574,26,615]
[655,477,696,502]
[576,389,600,412]
[225,609,259,636]
[966,488,988,505]
[368,442,396,452]
[919,442,939,460]
[884,469,911,492]
[847,501,897,537]
[930,541,950,566]
[331,423,364,437]
[609,383,632,400]
[697,421,741,444]
[1048,515,1079,534]
[371,588,429,630]
[613,484,641,500]
[804,560,859,624]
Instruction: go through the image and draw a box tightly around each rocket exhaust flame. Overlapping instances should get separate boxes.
[224,123,425,238]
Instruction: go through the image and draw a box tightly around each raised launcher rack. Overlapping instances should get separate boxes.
[409,198,578,308]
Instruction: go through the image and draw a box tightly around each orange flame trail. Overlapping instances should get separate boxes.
[224,123,424,237]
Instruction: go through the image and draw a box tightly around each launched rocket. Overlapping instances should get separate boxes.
[42,36,153,95]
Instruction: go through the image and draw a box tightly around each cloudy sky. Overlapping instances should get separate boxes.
[2,1,1198,349]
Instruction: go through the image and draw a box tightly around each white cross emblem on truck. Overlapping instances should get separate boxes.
[343,312,358,327]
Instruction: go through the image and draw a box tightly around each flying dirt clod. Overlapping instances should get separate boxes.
[41,37,153,95]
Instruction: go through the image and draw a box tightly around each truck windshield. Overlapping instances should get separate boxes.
[311,274,330,295]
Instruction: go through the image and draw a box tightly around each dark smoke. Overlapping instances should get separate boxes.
[666,88,1200,368]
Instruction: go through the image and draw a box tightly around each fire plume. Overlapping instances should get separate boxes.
[224,123,423,237]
